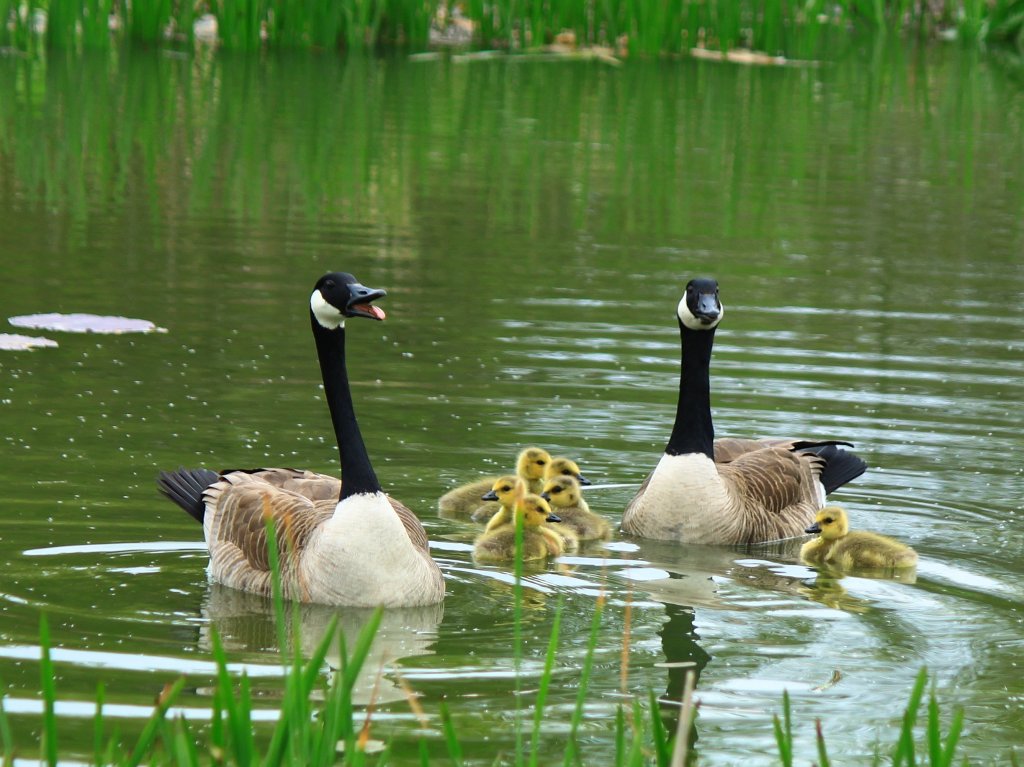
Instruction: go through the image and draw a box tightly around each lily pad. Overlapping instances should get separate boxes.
[0,333,59,351]
[8,313,167,334]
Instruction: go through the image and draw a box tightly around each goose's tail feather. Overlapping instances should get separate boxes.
[157,467,220,524]
[797,443,868,495]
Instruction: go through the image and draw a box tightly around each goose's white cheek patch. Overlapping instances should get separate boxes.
[311,290,345,329]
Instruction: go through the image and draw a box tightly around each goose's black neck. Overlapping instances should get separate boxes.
[311,313,381,500]
[664,321,716,459]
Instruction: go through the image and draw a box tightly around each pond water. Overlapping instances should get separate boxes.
[1,44,1023,764]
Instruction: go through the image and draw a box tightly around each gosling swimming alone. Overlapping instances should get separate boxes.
[800,506,918,571]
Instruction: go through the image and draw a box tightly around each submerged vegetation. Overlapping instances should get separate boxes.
[0,0,1022,56]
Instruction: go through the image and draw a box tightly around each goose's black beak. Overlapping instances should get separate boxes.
[694,292,721,323]
[546,513,561,523]
[481,489,498,501]
[540,492,551,500]
[576,473,593,486]
[346,283,387,321]
[805,522,822,535]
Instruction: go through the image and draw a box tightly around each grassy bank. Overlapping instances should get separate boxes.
[0,0,1022,56]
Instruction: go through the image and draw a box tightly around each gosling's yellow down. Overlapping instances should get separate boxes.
[438,447,552,518]
[471,455,592,523]
[480,476,579,550]
[800,506,918,571]
[541,476,611,542]
[473,493,569,563]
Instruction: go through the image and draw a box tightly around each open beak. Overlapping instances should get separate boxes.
[346,283,388,321]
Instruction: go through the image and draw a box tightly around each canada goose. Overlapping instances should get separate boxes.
[472,492,569,563]
[621,278,868,545]
[157,272,445,607]
[541,475,611,541]
[437,447,552,518]
[801,506,918,570]
[471,455,592,524]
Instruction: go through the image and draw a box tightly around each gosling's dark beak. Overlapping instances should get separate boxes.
[546,513,561,523]
[576,473,593,486]
[805,522,822,535]
[540,492,551,500]
[481,490,498,501]
[345,283,387,321]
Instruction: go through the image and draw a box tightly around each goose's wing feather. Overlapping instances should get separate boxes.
[720,447,824,512]
[224,469,425,550]
[205,472,334,574]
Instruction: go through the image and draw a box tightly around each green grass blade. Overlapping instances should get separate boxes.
[927,690,942,767]
[772,689,793,767]
[816,719,831,767]
[126,677,185,767]
[0,678,13,766]
[648,689,671,767]
[563,598,605,766]
[529,600,563,767]
[439,696,463,766]
[39,615,58,767]
[893,668,927,767]
[938,706,964,767]
[93,683,105,767]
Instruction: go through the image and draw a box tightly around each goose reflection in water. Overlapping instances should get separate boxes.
[198,583,443,705]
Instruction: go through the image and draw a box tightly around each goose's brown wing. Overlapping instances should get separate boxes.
[205,472,334,574]
[718,447,825,541]
[389,496,431,554]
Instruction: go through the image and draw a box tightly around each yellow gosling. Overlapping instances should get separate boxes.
[438,447,552,518]
[545,456,592,486]
[801,506,918,571]
[473,493,573,563]
[541,476,611,542]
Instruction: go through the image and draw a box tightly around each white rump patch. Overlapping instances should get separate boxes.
[310,290,344,329]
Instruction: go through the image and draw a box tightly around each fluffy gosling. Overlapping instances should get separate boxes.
[541,475,611,542]
[471,455,591,523]
[801,506,918,571]
[473,492,571,563]
[438,447,552,518]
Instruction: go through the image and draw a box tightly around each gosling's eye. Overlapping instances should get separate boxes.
[552,488,562,495]
[561,469,572,476]
[823,518,833,524]
[501,485,512,493]
[536,459,546,466]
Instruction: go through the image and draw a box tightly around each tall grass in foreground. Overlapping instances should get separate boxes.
[3,0,1023,54]
[0,517,1010,767]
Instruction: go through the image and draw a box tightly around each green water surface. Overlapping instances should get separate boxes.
[1,44,1023,764]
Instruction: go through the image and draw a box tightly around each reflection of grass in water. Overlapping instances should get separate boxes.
[0,518,994,764]
[4,0,1023,54]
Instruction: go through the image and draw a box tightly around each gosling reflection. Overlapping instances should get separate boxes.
[200,583,443,704]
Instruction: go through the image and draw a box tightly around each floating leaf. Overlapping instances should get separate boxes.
[0,333,59,351]
[8,313,167,334]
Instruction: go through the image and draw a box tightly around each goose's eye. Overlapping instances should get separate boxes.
[823,518,833,525]
[561,469,571,476]
[536,459,546,466]
[324,279,336,289]
[501,485,512,493]
[551,488,562,495]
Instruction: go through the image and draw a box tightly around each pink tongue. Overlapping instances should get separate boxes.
[365,305,386,320]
